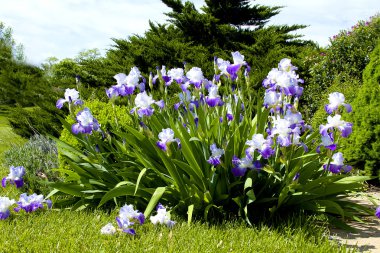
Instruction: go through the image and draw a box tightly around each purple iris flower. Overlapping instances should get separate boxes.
[278,58,297,72]
[319,115,353,138]
[106,86,119,98]
[156,128,176,151]
[293,172,300,181]
[186,67,204,89]
[316,132,337,153]
[72,108,100,135]
[225,51,247,80]
[207,144,224,166]
[119,204,145,225]
[14,193,52,213]
[376,206,380,219]
[116,204,145,235]
[156,66,171,86]
[155,100,165,109]
[100,223,117,235]
[168,68,185,84]
[131,91,156,117]
[56,88,83,109]
[227,64,241,81]
[263,90,281,109]
[262,59,303,97]
[294,85,304,98]
[216,58,231,76]
[324,92,352,114]
[0,197,16,220]
[323,152,352,174]
[112,73,133,96]
[284,109,304,129]
[2,165,26,188]
[271,117,292,147]
[205,84,222,107]
[275,72,299,96]
[138,82,146,92]
[150,203,175,228]
[245,134,274,159]
[263,68,281,88]
[231,156,262,177]
[116,216,135,235]
[107,68,141,98]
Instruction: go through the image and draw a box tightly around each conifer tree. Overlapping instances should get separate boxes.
[108,0,308,83]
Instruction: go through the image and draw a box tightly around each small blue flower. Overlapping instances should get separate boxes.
[2,166,26,188]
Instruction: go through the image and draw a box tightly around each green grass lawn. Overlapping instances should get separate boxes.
[0,114,25,154]
[0,208,348,253]
[0,177,351,253]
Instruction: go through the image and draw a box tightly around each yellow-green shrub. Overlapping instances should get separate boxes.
[58,99,132,170]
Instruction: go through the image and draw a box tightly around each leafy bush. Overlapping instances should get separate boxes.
[303,14,380,118]
[58,99,133,170]
[3,135,60,194]
[341,40,380,180]
[51,53,372,229]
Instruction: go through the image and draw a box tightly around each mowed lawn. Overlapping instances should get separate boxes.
[0,114,25,154]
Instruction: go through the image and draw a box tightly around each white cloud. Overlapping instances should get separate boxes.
[0,0,378,65]
[0,0,175,64]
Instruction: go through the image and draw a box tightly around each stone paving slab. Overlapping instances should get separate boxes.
[330,189,380,252]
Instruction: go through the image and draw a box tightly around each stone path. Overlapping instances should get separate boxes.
[330,189,380,252]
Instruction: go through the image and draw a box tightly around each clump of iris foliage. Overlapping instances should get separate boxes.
[52,51,374,229]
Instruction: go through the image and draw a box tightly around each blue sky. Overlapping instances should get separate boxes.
[0,0,378,65]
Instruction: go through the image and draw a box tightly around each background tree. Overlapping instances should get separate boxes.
[0,21,64,137]
[342,40,380,181]
[108,0,310,89]
[303,15,380,122]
